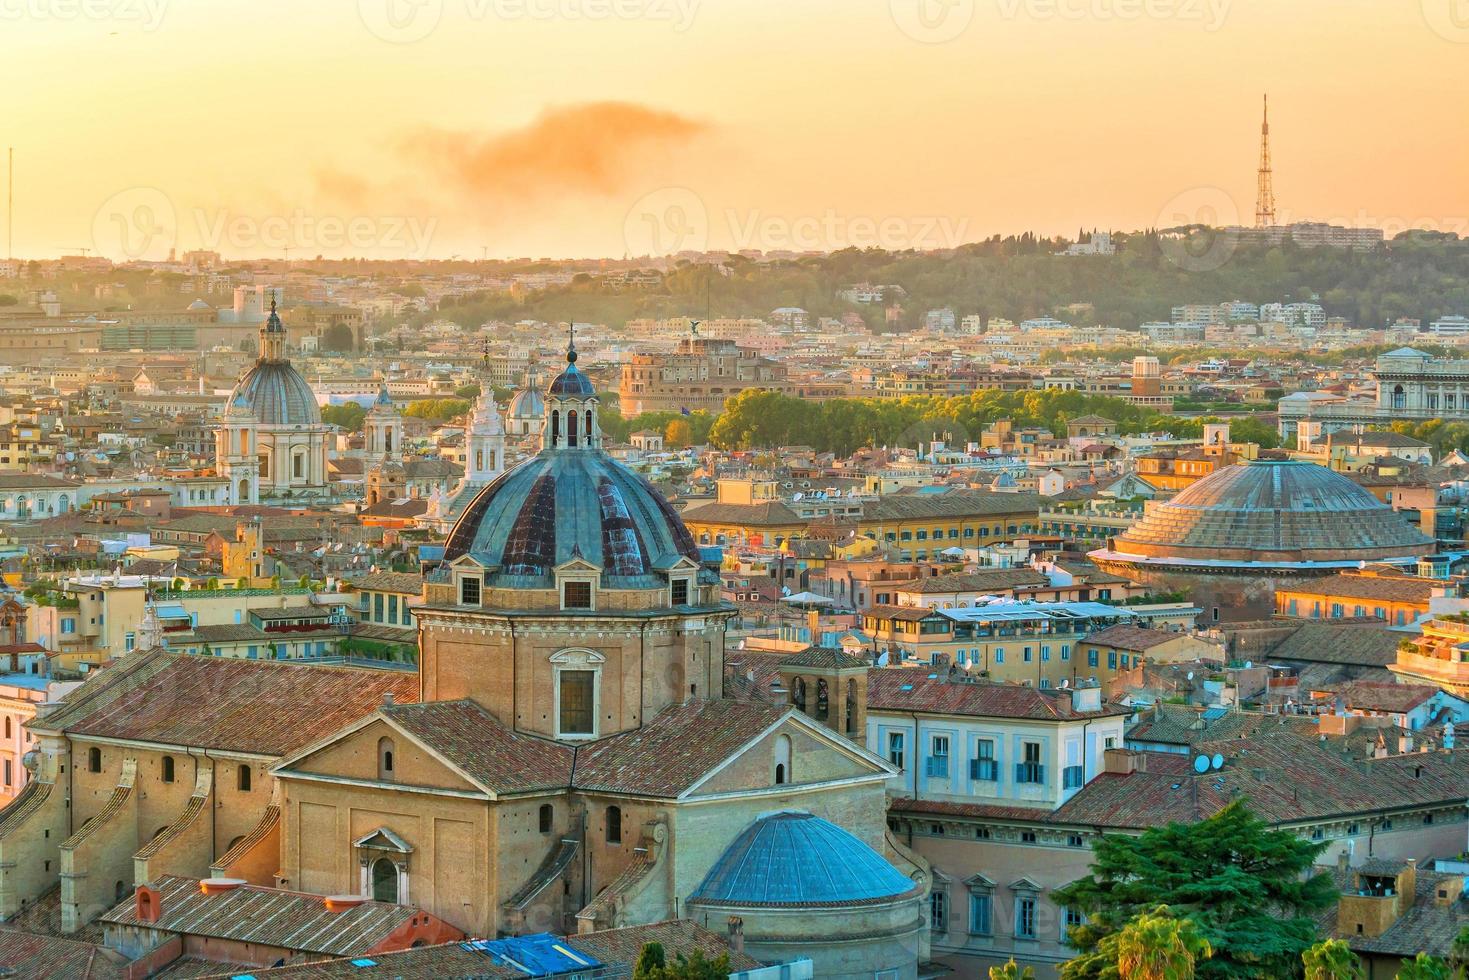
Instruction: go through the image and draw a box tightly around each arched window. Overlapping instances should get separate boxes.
[238,765,252,792]
[371,858,398,903]
[606,805,622,845]
[584,409,593,443]
[293,452,305,479]
[1393,384,1406,410]
[567,410,579,448]
[88,747,101,773]
[550,410,560,447]
[161,756,175,783]
[238,479,250,502]
[538,803,553,834]
[774,734,792,785]
[378,737,395,781]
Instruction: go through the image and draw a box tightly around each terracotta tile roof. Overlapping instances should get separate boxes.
[866,491,1042,521]
[348,571,424,595]
[1265,622,1403,667]
[1282,573,1439,605]
[100,876,423,957]
[897,569,1049,595]
[1082,624,1182,652]
[779,646,870,670]
[37,651,417,756]
[888,797,1056,822]
[381,700,574,795]
[188,920,755,978]
[722,652,788,703]
[573,700,790,798]
[1333,681,1438,714]
[679,500,803,527]
[1053,732,1469,829]
[868,667,1124,720]
[1319,864,1469,959]
[0,929,127,979]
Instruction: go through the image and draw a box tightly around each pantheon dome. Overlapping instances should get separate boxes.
[1091,459,1434,570]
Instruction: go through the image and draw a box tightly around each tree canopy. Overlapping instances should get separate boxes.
[1055,801,1336,980]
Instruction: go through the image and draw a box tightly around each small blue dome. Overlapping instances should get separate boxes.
[508,386,544,420]
[229,361,321,426]
[691,812,918,907]
[548,364,595,397]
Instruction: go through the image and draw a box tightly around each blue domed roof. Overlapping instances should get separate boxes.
[443,449,702,588]
[229,361,321,426]
[548,363,595,397]
[691,812,918,908]
[508,386,544,419]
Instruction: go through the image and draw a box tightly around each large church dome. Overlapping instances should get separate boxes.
[228,304,321,426]
[1096,459,1434,568]
[229,361,322,426]
[444,341,703,589]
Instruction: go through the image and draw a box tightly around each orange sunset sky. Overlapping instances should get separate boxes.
[6,0,1468,260]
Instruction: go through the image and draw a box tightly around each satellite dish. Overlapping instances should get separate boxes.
[1186,671,1194,681]
[1211,753,1224,771]
[792,492,804,501]
[1193,755,1210,773]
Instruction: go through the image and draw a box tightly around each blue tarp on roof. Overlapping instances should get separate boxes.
[461,933,601,976]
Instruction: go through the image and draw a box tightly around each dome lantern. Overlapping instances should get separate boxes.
[543,323,600,452]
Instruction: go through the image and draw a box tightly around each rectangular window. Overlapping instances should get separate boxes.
[1023,647,1032,663]
[1088,650,1098,668]
[1065,906,1085,935]
[1061,644,1070,660]
[929,891,947,933]
[969,893,992,935]
[563,581,593,609]
[459,576,480,606]
[995,647,1005,664]
[926,735,950,778]
[1107,651,1117,669]
[558,670,595,735]
[1017,742,1044,784]
[1016,897,1037,939]
[1063,764,1085,789]
[970,739,998,781]
[124,632,135,652]
[388,594,399,625]
[887,732,905,770]
[374,593,385,622]
[60,618,75,635]
[670,579,689,605]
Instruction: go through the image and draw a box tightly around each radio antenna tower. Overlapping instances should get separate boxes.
[1255,94,1276,228]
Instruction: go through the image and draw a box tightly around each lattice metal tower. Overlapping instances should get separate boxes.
[1255,94,1276,228]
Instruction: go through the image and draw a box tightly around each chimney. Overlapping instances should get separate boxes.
[1399,731,1414,755]
[1103,748,1145,775]
[727,916,744,955]
[135,884,163,924]
[382,692,395,707]
[1336,850,1350,875]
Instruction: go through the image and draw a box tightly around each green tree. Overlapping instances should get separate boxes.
[403,398,471,422]
[1302,939,1364,980]
[665,418,693,448]
[631,942,729,980]
[1056,801,1335,979]
[1394,954,1452,980]
[322,402,367,432]
[1111,907,1212,980]
[322,322,356,352]
[990,960,1037,980]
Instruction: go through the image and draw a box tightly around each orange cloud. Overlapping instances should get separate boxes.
[400,101,707,200]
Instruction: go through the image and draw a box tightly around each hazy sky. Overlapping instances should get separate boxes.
[6,0,1468,260]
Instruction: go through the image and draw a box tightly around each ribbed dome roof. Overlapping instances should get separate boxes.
[1104,460,1433,566]
[690,812,917,907]
[507,386,544,419]
[443,449,702,588]
[228,361,321,426]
